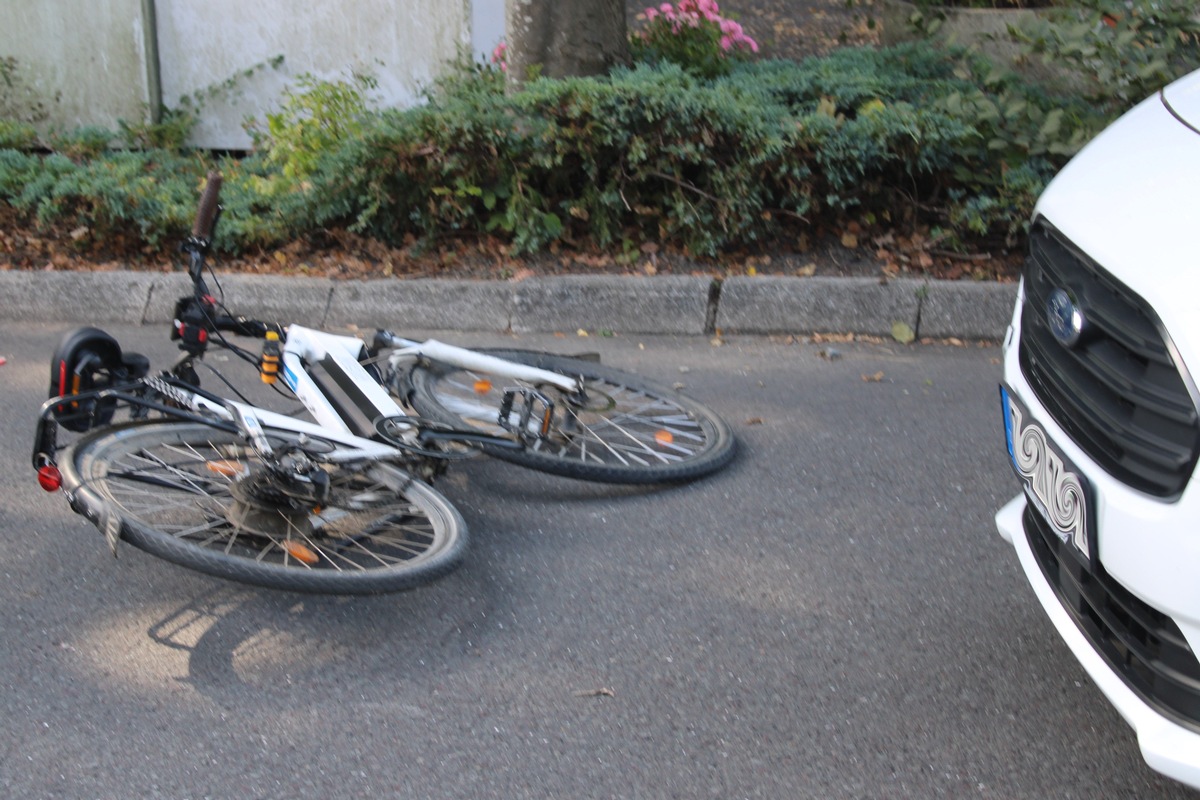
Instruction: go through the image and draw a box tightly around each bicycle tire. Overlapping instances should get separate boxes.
[406,349,735,484]
[59,420,467,594]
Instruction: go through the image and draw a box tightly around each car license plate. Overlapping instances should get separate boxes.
[1001,385,1095,561]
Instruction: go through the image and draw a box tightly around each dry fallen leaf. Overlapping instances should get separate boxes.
[862,371,885,382]
[891,321,916,344]
[812,332,855,344]
[796,262,817,277]
[745,417,764,425]
[574,688,615,698]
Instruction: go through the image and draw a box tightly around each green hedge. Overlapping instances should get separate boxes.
[0,32,1192,261]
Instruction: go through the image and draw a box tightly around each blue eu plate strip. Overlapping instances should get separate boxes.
[999,385,1016,467]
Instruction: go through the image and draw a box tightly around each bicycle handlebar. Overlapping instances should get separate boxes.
[192,171,223,240]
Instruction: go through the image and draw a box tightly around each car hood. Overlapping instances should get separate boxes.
[1034,69,1200,370]
[1162,69,1200,133]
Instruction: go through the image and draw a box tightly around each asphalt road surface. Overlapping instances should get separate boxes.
[2,321,1195,799]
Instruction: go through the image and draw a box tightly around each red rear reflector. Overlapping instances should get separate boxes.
[37,466,63,492]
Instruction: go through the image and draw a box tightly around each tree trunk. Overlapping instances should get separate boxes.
[505,0,628,86]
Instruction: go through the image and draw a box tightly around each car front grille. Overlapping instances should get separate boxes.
[1018,220,1200,498]
[1024,504,1200,729]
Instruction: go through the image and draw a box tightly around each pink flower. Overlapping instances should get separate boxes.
[638,0,759,60]
[696,0,721,20]
[491,41,508,72]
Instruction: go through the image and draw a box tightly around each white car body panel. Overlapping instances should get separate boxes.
[996,68,1200,790]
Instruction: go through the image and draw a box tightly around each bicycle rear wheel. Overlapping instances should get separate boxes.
[60,420,466,594]
[406,349,735,484]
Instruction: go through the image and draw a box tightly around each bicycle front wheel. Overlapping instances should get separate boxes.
[406,349,735,484]
[60,420,467,594]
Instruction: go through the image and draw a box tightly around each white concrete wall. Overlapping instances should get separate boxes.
[1,0,507,149]
[156,0,472,148]
[0,0,152,132]
[472,0,505,63]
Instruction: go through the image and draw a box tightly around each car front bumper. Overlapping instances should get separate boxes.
[996,494,1200,789]
[996,283,1200,789]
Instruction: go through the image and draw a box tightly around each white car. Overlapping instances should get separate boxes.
[996,68,1200,789]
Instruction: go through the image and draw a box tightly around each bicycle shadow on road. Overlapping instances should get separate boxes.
[142,569,506,708]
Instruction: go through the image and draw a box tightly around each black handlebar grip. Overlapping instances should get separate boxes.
[192,171,223,240]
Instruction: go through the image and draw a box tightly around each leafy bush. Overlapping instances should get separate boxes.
[305,47,989,255]
[249,72,379,185]
[1005,0,1200,112]
[47,126,116,161]
[0,28,1194,262]
[0,120,37,149]
[4,150,207,245]
[118,108,198,150]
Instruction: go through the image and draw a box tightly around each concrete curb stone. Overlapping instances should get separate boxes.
[325,279,514,332]
[0,269,1018,340]
[512,275,713,335]
[135,273,338,327]
[717,275,924,336]
[918,280,1019,340]
[0,271,158,324]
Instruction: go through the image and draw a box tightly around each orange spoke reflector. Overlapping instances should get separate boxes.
[281,540,320,565]
[473,378,493,394]
[207,460,245,477]
[654,430,674,446]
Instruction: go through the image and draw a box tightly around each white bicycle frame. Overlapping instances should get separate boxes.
[181,325,580,460]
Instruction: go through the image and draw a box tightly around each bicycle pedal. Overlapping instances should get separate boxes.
[498,388,556,441]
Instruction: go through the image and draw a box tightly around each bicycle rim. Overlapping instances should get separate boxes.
[407,349,735,484]
[61,420,466,594]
